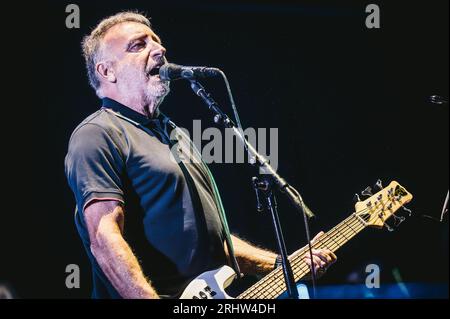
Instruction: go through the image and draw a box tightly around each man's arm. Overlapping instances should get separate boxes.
[231,235,278,275]
[84,200,159,299]
[231,233,337,276]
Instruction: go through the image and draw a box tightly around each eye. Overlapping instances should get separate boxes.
[129,41,146,52]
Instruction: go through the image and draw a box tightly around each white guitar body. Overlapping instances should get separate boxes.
[179,266,237,299]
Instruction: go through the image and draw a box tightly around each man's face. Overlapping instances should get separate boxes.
[101,21,170,107]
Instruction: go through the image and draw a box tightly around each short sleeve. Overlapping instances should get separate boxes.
[65,123,126,212]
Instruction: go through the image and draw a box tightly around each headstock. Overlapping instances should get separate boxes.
[354,180,413,229]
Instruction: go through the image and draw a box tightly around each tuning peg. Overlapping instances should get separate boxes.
[393,214,406,227]
[373,179,383,191]
[401,206,413,216]
[361,186,373,197]
[353,193,361,203]
[384,222,394,232]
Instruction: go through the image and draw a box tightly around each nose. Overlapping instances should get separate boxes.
[150,42,166,62]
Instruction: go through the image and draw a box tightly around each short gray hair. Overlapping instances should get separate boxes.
[81,11,151,95]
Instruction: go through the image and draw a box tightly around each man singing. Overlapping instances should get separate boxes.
[65,11,336,299]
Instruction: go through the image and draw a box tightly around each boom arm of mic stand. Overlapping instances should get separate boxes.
[189,80,315,219]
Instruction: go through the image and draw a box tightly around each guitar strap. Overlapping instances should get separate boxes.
[103,108,242,277]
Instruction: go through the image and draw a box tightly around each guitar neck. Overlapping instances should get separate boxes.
[237,213,367,299]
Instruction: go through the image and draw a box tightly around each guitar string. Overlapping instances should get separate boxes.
[238,197,399,298]
[239,214,364,299]
[238,215,362,298]
[246,193,405,299]
[242,195,403,300]
[257,210,382,299]
[241,215,365,299]
[238,208,371,298]
[239,214,365,299]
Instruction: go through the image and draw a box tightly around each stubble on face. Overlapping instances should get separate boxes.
[144,63,171,108]
[102,22,171,116]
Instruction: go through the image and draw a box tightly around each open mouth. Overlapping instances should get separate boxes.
[148,65,161,77]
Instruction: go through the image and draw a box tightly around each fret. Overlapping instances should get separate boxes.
[236,182,413,299]
[334,228,349,246]
[238,212,367,299]
[322,232,342,249]
[343,218,358,234]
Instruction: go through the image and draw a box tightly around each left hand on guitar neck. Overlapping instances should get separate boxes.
[296,231,337,279]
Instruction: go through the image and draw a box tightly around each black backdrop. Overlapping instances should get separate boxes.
[2,0,448,298]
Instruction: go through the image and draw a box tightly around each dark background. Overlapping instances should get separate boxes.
[1,0,448,298]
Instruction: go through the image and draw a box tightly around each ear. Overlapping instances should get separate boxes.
[96,61,116,83]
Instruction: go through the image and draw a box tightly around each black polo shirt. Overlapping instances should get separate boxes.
[65,98,230,298]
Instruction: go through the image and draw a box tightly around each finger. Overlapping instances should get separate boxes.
[322,249,337,263]
[312,255,326,269]
[305,257,325,275]
[311,231,325,243]
[312,249,332,264]
[306,249,329,265]
[329,251,337,262]
[316,248,337,263]
[304,257,312,269]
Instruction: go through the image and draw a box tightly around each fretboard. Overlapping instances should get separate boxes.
[237,213,367,299]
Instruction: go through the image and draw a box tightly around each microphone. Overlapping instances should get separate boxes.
[159,63,221,81]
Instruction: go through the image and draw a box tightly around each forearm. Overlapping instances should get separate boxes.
[92,218,159,299]
[231,235,277,275]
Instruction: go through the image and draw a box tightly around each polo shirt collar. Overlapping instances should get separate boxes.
[101,97,168,127]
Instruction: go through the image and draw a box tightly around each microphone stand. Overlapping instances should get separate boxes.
[189,80,316,299]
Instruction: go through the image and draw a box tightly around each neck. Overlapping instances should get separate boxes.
[237,213,367,299]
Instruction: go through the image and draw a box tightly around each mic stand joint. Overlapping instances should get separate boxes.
[253,176,299,299]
